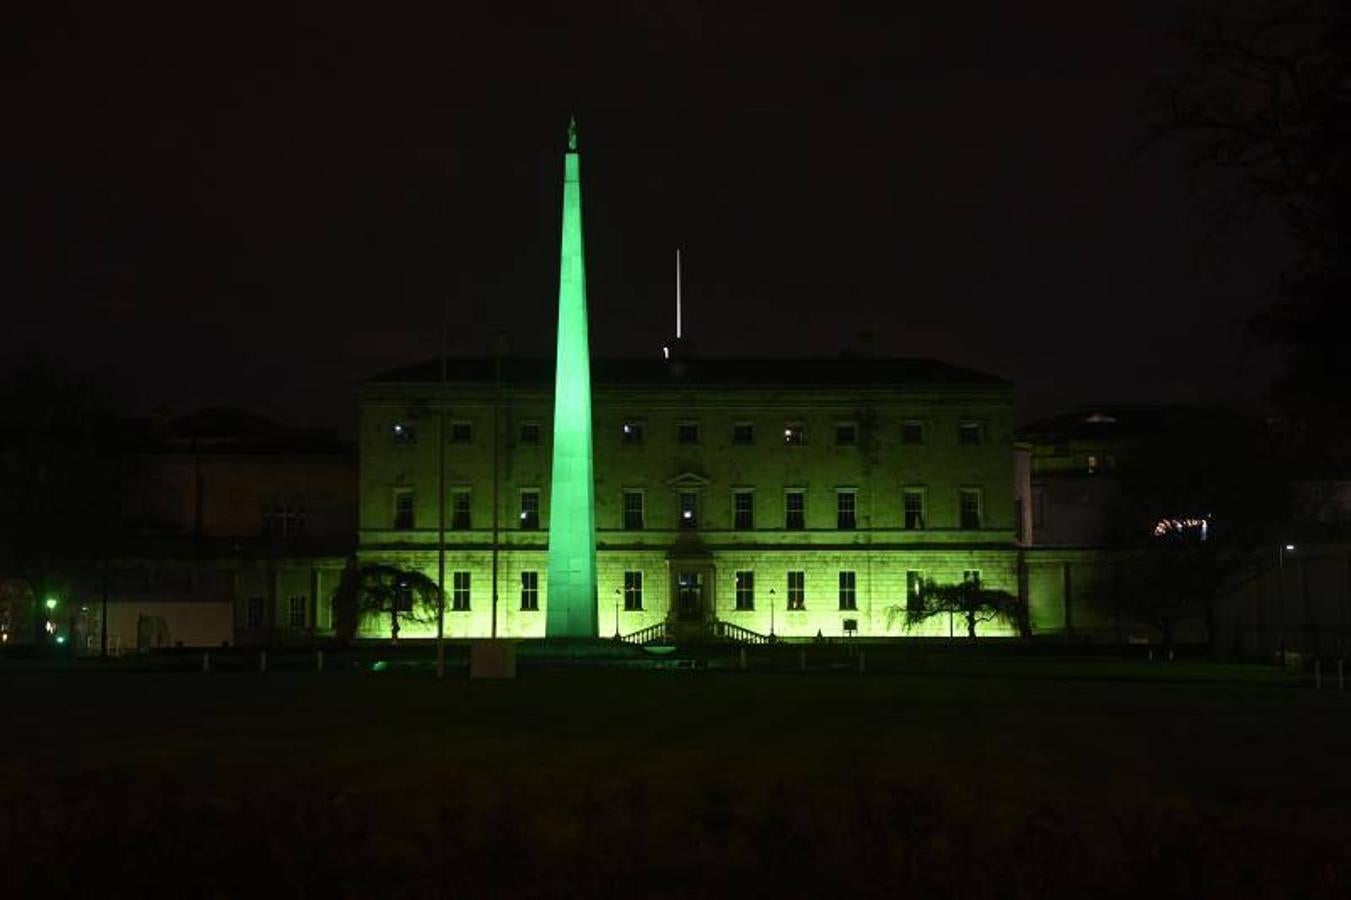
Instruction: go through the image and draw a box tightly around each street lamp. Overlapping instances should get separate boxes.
[614,588,622,640]
[768,588,776,641]
[1277,543,1296,662]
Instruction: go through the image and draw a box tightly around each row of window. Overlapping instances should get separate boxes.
[392,487,984,531]
[250,569,983,626]
[389,419,987,448]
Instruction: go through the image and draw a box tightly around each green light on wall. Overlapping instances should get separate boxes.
[546,115,599,638]
[45,597,58,611]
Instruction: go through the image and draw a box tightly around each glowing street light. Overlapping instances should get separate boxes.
[45,597,58,611]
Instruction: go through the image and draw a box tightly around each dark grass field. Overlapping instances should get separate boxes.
[3,654,1350,898]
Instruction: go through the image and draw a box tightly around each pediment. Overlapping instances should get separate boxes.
[664,471,711,489]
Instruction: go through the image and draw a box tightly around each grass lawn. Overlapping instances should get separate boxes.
[3,656,1349,898]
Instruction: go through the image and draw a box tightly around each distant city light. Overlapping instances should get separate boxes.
[1153,517,1209,540]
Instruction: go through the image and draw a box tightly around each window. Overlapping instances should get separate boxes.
[901,421,925,445]
[391,421,416,444]
[733,490,755,530]
[835,422,857,446]
[783,422,805,446]
[623,571,643,610]
[246,596,264,629]
[394,583,414,612]
[621,421,644,445]
[678,491,699,529]
[906,571,924,613]
[903,489,925,530]
[452,571,471,611]
[263,500,306,537]
[838,571,857,610]
[519,490,540,530]
[785,490,805,530]
[450,421,473,444]
[393,489,414,530]
[287,595,306,629]
[622,490,644,530]
[959,422,983,446]
[735,571,755,610]
[677,422,700,445]
[960,489,982,529]
[787,571,805,610]
[963,570,981,586]
[520,571,539,611]
[836,490,857,530]
[451,490,471,530]
[519,422,541,445]
[732,422,754,446]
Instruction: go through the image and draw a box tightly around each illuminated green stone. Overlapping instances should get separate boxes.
[546,116,599,637]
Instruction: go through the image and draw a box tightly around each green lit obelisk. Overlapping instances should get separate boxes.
[546,116,599,637]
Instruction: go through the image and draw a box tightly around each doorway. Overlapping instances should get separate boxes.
[675,572,704,621]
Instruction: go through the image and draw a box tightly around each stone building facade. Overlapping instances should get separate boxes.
[358,356,1023,640]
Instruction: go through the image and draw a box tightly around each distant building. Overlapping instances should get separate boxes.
[96,408,355,652]
[357,356,1026,640]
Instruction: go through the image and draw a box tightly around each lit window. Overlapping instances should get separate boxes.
[624,571,643,611]
[835,423,857,446]
[787,571,805,610]
[519,422,541,445]
[959,422,983,446]
[520,571,539,611]
[836,490,857,530]
[451,490,471,530]
[678,491,699,529]
[901,421,924,445]
[391,421,417,445]
[906,571,923,613]
[783,423,805,446]
[452,571,471,611]
[959,489,982,530]
[785,491,805,530]
[732,422,754,446]
[677,422,700,445]
[393,489,414,530]
[734,490,755,530]
[622,491,644,530]
[450,421,473,444]
[735,571,755,611]
[903,489,925,530]
[621,421,644,445]
[838,571,856,611]
[519,490,540,530]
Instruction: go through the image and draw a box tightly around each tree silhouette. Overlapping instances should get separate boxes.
[330,561,443,645]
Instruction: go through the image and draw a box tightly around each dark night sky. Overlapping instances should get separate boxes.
[14,2,1290,433]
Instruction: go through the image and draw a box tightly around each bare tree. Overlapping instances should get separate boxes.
[890,578,1027,640]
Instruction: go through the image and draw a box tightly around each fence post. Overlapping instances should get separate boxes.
[1315,659,1322,690]
[202,651,210,674]
[858,649,866,674]
[317,649,324,672]
[1339,659,1345,692]
[739,647,747,671]
[798,649,806,672]
[260,649,267,674]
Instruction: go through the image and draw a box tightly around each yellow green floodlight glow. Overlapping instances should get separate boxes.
[546,115,599,637]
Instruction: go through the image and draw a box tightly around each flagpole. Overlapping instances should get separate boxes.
[436,300,447,679]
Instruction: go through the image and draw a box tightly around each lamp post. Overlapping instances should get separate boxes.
[614,588,622,640]
[768,587,776,642]
[1277,543,1295,662]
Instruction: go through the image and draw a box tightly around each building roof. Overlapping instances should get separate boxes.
[367,356,1011,389]
[1018,404,1252,444]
